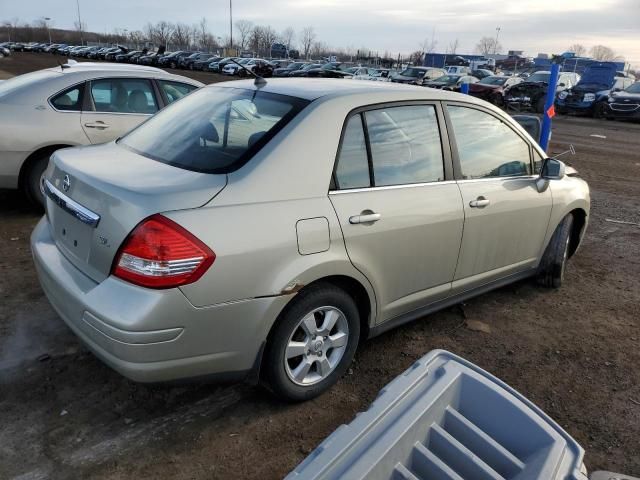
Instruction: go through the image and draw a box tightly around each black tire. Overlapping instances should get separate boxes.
[536,96,546,114]
[262,283,360,402]
[537,214,574,288]
[593,102,607,119]
[23,153,51,209]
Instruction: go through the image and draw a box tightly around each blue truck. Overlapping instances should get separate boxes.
[556,61,635,117]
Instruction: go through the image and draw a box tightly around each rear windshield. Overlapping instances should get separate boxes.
[0,70,59,99]
[119,87,309,174]
[480,76,507,85]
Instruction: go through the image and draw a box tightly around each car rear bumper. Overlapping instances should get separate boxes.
[31,217,290,383]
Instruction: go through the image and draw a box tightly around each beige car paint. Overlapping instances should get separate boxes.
[31,79,590,384]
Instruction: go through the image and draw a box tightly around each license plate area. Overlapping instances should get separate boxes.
[48,199,93,261]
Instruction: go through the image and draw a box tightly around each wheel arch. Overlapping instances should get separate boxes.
[254,273,375,384]
[18,144,73,191]
[567,207,587,258]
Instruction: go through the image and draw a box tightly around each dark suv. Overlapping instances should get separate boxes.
[556,62,635,117]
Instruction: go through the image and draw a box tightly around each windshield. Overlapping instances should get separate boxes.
[479,76,507,85]
[0,70,59,99]
[433,75,459,83]
[400,68,424,78]
[120,87,309,174]
[527,72,551,83]
[625,82,640,94]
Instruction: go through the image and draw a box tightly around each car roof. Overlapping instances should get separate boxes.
[33,63,204,87]
[48,62,165,74]
[208,78,482,102]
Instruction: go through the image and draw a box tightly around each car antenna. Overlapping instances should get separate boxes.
[229,58,267,87]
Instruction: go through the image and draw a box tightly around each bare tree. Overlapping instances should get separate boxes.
[475,36,501,56]
[262,26,278,56]
[280,26,295,52]
[129,30,145,49]
[145,21,174,48]
[311,40,330,58]
[447,38,459,55]
[172,22,192,49]
[590,45,623,61]
[235,19,253,50]
[300,26,316,59]
[567,44,587,57]
[420,36,437,55]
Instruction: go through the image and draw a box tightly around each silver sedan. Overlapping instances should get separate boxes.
[0,61,202,206]
[32,79,590,401]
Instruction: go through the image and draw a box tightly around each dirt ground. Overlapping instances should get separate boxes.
[1,53,639,479]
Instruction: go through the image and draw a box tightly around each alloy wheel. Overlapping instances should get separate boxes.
[284,306,349,386]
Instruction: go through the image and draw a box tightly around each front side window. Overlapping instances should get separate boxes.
[158,80,198,104]
[365,105,444,186]
[51,84,83,111]
[448,105,532,179]
[120,87,308,173]
[90,78,158,114]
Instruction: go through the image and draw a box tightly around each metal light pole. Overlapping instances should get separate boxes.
[229,0,233,52]
[494,26,501,55]
[45,17,52,44]
[76,0,84,45]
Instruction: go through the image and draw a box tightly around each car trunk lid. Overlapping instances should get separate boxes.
[44,142,227,283]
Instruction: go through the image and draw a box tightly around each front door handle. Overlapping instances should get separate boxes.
[469,197,490,208]
[84,121,110,129]
[349,212,381,224]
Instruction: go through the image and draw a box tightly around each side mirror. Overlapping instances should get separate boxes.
[536,155,569,192]
[541,158,566,179]
[613,87,621,92]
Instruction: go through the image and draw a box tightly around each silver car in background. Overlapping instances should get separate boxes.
[32,79,589,401]
[0,62,202,205]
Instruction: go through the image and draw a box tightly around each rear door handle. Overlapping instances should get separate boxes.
[349,213,381,224]
[469,197,490,208]
[84,121,110,129]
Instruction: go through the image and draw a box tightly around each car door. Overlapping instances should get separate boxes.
[329,103,465,323]
[444,103,552,292]
[49,83,89,143]
[81,77,159,144]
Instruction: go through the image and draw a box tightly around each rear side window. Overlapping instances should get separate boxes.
[335,115,370,189]
[448,105,532,179]
[365,105,444,186]
[51,84,84,111]
[158,80,198,104]
[90,78,158,114]
[120,87,308,174]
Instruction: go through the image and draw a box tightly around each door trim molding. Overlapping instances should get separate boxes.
[367,268,536,338]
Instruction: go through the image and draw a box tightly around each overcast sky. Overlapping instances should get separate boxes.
[4,0,639,66]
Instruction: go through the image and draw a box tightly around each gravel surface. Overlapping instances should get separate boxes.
[1,53,639,479]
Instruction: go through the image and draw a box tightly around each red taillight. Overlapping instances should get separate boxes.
[112,214,215,289]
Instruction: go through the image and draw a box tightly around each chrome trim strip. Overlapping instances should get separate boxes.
[329,180,456,194]
[44,179,101,228]
[456,175,538,184]
[610,103,639,112]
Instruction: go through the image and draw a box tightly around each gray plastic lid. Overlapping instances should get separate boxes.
[286,349,587,480]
